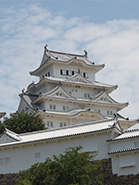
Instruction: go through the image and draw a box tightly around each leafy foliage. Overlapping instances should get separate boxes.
[0,121,5,135]
[2,112,45,134]
[16,146,103,185]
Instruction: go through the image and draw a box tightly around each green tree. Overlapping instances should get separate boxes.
[16,146,103,185]
[0,121,5,135]
[2,112,45,134]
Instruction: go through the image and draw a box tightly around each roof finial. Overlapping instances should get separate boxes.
[22,88,25,93]
[44,44,48,51]
[84,50,88,57]
[113,113,118,120]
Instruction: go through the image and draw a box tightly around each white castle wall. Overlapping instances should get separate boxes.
[0,132,110,174]
[111,152,139,175]
[53,63,96,82]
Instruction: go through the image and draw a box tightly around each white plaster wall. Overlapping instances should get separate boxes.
[64,85,99,99]
[53,63,96,82]
[43,97,116,116]
[43,114,100,128]
[109,139,136,152]
[43,116,70,128]
[111,152,139,175]
[0,132,110,174]
[40,64,54,80]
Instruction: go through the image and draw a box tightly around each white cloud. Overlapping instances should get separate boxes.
[0,4,139,122]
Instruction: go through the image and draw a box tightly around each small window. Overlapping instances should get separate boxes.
[50,121,53,127]
[64,123,66,126]
[107,111,109,115]
[53,105,56,110]
[60,122,63,127]
[47,121,49,127]
[72,71,74,75]
[110,111,113,115]
[63,106,66,111]
[50,105,52,109]
[60,69,63,75]
[0,158,4,165]
[66,70,69,75]
[83,72,86,77]
[48,72,50,76]
[134,141,139,148]
[0,157,10,165]
[98,110,101,113]
[35,152,40,159]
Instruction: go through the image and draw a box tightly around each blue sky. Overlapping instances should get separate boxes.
[0,0,139,124]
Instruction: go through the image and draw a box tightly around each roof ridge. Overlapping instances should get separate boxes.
[47,49,85,57]
[109,147,139,154]
[124,129,139,133]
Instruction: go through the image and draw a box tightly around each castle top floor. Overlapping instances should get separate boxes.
[30,45,105,82]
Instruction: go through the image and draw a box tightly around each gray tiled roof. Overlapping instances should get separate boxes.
[0,119,119,147]
[108,129,139,142]
[108,147,139,155]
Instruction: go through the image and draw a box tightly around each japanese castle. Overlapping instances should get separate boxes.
[18,45,136,130]
[0,45,139,176]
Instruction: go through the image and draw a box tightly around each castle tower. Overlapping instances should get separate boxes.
[18,45,137,129]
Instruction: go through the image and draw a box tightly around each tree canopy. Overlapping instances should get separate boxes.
[0,121,5,134]
[16,146,103,185]
[2,112,45,134]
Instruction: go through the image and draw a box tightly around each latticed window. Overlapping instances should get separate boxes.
[35,152,40,159]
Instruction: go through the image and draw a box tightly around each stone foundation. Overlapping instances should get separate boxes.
[0,159,139,185]
[99,158,139,185]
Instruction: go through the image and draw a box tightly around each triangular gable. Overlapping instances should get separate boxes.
[92,91,120,104]
[44,85,75,99]
[0,129,21,144]
[66,73,92,84]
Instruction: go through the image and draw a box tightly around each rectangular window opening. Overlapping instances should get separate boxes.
[60,69,63,75]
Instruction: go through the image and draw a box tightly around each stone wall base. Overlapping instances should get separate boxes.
[0,159,139,185]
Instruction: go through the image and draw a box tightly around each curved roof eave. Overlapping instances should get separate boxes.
[29,77,117,94]
[20,93,38,112]
[37,108,106,120]
[30,58,105,77]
